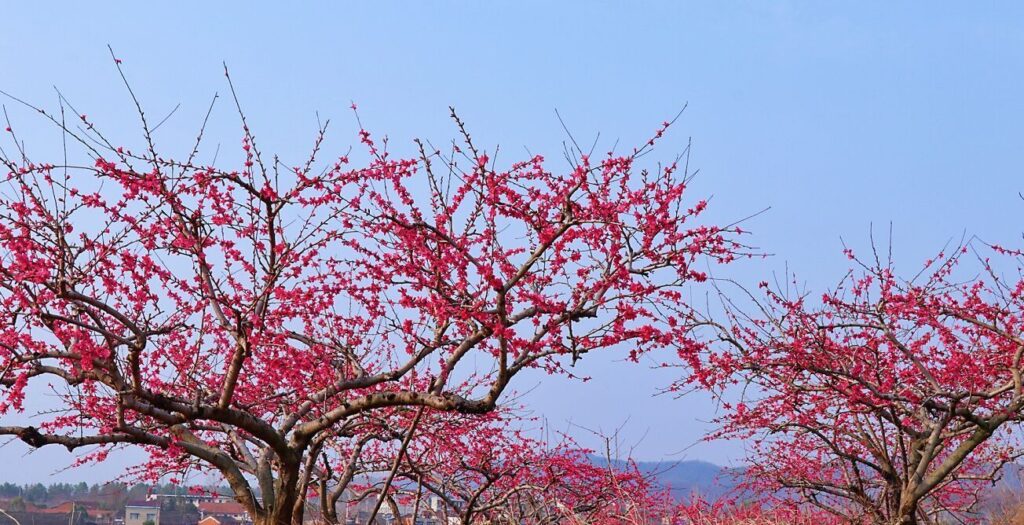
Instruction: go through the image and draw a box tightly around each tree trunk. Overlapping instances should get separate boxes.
[892,499,919,525]
[254,463,303,525]
[255,508,304,525]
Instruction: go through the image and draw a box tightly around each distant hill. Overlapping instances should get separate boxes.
[595,458,1024,508]
[592,457,740,501]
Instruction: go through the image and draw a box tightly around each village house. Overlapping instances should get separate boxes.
[0,504,93,525]
[197,517,242,525]
[38,502,114,525]
[196,502,249,525]
[124,502,160,525]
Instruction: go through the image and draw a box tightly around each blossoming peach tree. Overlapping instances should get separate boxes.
[395,411,667,524]
[0,58,740,525]
[321,407,667,525]
[691,244,1024,524]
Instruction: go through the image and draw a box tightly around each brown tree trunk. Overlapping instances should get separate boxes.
[892,500,920,525]
[255,461,303,525]
[255,507,303,525]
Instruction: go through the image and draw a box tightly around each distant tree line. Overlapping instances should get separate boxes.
[0,483,217,509]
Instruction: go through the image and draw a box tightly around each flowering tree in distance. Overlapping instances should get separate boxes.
[302,405,659,524]
[393,412,666,524]
[0,58,741,525]
[695,244,1024,524]
[313,406,666,524]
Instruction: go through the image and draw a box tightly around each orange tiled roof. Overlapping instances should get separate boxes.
[197,502,247,515]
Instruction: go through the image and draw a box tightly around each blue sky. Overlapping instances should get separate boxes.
[1,2,1022,483]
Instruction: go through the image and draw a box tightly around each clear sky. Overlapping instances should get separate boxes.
[1,2,1022,483]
